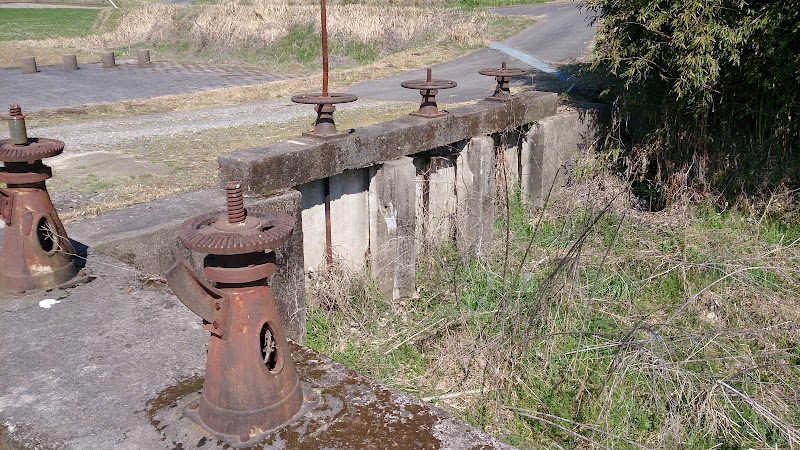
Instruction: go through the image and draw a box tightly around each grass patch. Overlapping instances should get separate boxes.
[0,8,100,41]
[304,155,800,449]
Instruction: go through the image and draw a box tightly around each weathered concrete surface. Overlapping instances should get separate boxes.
[0,254,515,450]
[219,91,558,195]
[329,169,371,271]
[420,152,458,249]
[368,158,417,301]
[0,254,206,450]
[456,137,497,256]
[521,106,608,207]
[157,343,516,450]
[0,188,308,343]
[297,180,327,271]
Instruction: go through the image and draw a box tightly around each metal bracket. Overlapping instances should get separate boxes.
[0,188,14,225]
[165,250,229,338]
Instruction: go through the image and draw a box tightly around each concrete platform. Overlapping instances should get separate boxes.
[0,253,514,449]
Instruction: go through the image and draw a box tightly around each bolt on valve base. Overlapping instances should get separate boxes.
[0,105,89,293]
[165,182,318,448]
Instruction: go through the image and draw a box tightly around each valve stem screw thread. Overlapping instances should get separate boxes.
[225,181,246,224]
[7,104,29,145]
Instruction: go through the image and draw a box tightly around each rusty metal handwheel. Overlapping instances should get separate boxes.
[400,79,457,91]
[0,138,64,162]
[178,206,294,255]
[290,93,358,105]
[478,65,528,78]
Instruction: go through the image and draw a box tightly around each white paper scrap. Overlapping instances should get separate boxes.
[39,299,61,309]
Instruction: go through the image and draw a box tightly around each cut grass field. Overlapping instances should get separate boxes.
[0,8,100,41]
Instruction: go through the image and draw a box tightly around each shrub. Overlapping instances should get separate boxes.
[587,0,800,201]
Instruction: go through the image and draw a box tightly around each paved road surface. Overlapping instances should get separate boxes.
[0,2,595,112]
[348,2,596,103]
[0,60,299,112]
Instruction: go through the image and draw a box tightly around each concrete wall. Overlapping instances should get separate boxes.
[285,107,607,302]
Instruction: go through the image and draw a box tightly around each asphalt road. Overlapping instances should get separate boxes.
[0,1,596,112]
[348,1,596,103]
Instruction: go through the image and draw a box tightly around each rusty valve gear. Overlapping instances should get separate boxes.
[479,61,528,102]
[165,180,319,448]
[401,68,457,119]
[290,93,358,140]
[0,139,64,162]
[0,104,88,293]
[290,0,358,140]
[177,208,294,255]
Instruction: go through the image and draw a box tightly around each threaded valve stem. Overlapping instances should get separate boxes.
[225,181,246,224]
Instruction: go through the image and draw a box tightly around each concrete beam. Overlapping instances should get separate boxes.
[219,91,558,195]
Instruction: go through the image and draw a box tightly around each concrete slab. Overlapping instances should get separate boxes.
[0,254,515,450]
[297,180,327,271]
[456,137,496,256]
[329,169,370,271]
[368,158,417,301]
[219,91,558,195]
[521,106,608,207]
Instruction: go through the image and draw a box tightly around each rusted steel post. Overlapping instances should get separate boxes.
[320,0,329,98]
[165,181,318,448]
[479,61,528,101]
[0,105,88,293]
[401,68,457,118]
[290,0,357,140]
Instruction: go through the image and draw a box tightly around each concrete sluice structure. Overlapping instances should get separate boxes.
[0,90,606,448]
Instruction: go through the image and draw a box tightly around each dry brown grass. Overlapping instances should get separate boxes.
[49,99,428,220]
[28,44,478,127]
[35,1,491,54]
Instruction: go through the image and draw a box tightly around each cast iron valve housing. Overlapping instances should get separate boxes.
[0,104,87,293]
[165,181,318,448]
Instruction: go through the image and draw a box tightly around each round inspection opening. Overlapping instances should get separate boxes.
[36,217,58,255]
[260,322,284,374]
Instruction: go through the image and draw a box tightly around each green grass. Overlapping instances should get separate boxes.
[305,173,800,449]
[0,8,100,41]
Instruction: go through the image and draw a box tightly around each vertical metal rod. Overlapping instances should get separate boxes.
[427,68,432,82]
[320,0,329,98]
[323,177,333,267]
